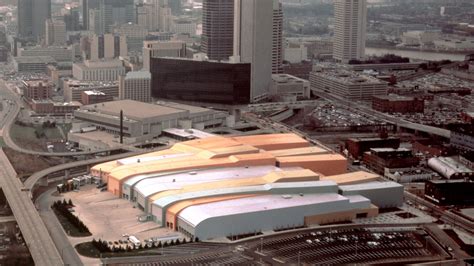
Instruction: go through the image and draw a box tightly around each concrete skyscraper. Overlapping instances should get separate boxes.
[233,0,274,102]
[149,0,172,32]
[45,19,67,46]
[18,0,51,40]
[272,0,283,74]
[333,0,367,63]
[202,0,234,61]
[17,0,33,39]
[83,0,135,33]
[82,0,99,30]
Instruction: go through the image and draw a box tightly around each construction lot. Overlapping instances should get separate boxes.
[63,185,181,244]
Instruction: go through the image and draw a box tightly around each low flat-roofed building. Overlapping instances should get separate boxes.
[18,45,74,62]
[162,128,215,141]
[13,56,57,73]
[29,99,82,115]
[72,59,126,81]
[372,95,424,114]
[425,180,474,205]
[72,100,229,144]
[271,74,310,100]
[363,148,420,175]
[22,79,53,100]
[345,137,400,159]
[81,90,108,105]
[310,64,388,100]
[63,79,118,102]
[339,181,404,209]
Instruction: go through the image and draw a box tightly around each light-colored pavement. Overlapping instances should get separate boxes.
[0,149,63,266]
[37,188,91,266]
[64,185,177,242]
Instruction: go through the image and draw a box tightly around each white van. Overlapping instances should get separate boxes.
[128,236,141,248]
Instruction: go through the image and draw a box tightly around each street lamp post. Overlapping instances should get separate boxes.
[260,237,263,253]
[297,251,301,266]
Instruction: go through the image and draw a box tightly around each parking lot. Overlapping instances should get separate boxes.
[64,185,180,245]
[308,102,387,128]
[258,228,447,265]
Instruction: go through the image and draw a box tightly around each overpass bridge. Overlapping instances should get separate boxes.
[0,149,62,266]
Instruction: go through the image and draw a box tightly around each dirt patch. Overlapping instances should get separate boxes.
[0,189,12,217]
[0,222,34,265]
[2,147,65,181]
[10,122,64,152]
[395,212,418,219]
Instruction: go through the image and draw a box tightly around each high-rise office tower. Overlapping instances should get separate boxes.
[149,0,172,32]
[168,0,182,15]
[202,0,234,61]
[136,3,154,31]
[17,0,51,40]
[99,0,135,33]
[17,0,33,39]
[83,0,135,33]
[45,19,67,46]
[88,33,127,61]
[65,7,81,31]
[333,0,367,63]
[82,0,99,30]
[272,0,283,74]
[233,0,274,102]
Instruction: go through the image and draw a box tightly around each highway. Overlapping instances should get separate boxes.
[24,149,150,189]
[0,149,63,266]
[312,89,451,139]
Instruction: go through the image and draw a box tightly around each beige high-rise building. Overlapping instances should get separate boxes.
[149,0,172,32]
[272,0,283,74]
[45,19,66,46]
[119,71,152,103]
[333,0,367,63]
[136,3,154,31]
[233,0,274,102]
[89,33,127,61]
[142,40,187,70]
